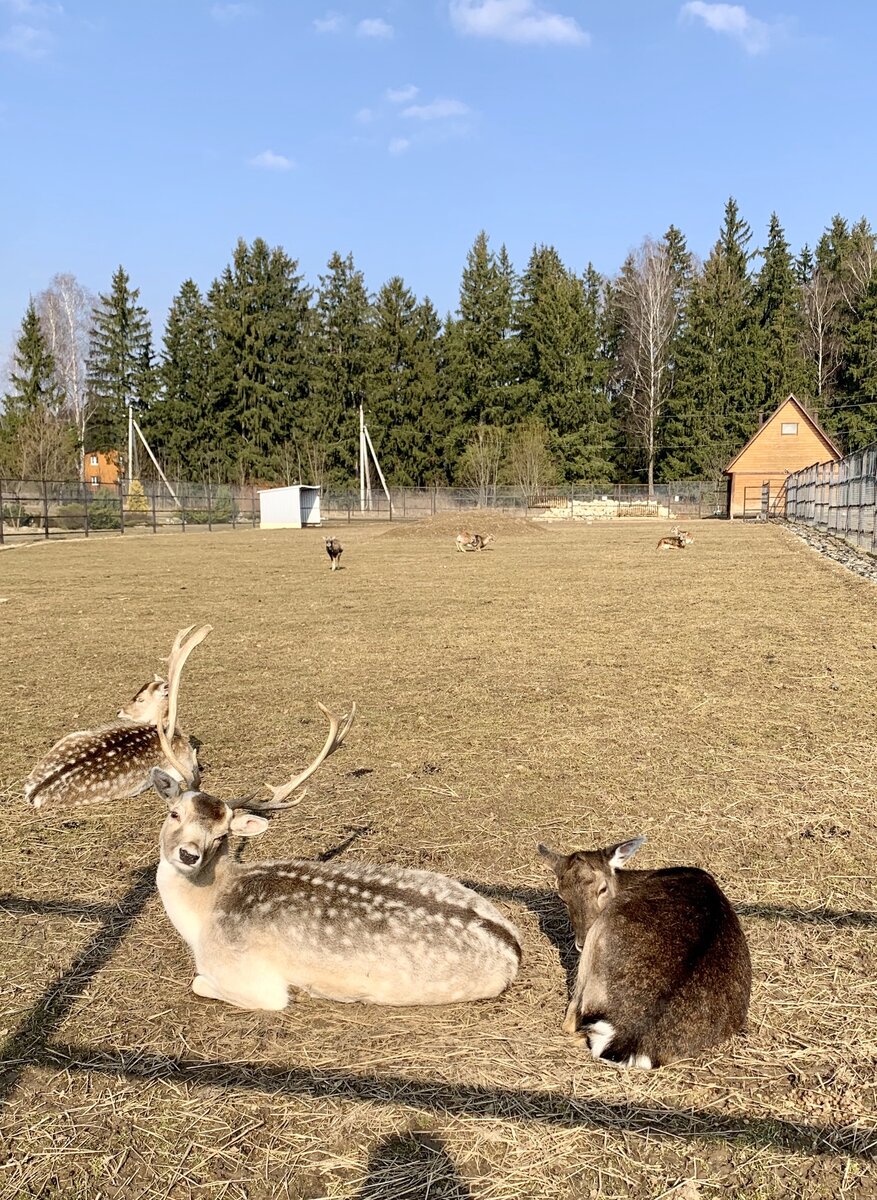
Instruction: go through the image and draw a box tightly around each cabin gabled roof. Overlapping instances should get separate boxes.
[724,395,843,474]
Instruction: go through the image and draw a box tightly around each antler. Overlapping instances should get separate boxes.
[248,701,357,812]
[157,624,213,783]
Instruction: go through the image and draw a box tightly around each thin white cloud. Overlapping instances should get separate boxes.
[248,149,294,170]
[386,84,418,103]
[313,11,343,33]
[210,3,254,21]
[1,0,62,15]
[0,22,51,57]
[680,2,774,54]
[357,17,392,38]
[449,0,588,46]
[388,137,410,155]
[355,106,375,124]
[402,97,469,120]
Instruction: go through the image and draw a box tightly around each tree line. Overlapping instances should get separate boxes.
[3,198,877,491]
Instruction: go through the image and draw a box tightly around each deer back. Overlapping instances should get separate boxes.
[25,723,199,809]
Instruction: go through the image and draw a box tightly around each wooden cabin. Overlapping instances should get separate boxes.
[724,396,842,518]
[84,450,121,488]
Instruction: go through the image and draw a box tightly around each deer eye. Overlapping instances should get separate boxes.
[169,811,180,821]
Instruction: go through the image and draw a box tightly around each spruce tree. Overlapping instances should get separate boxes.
[446,232,518,475]
[369,278,444,485]
[515,246,614,481]
[308,251,374,487]
[86,266,155,454]
[145,280,218,479]
[1,298,71,477]
[663,199,761,478]
[208,237,312,481]
[754,214,810,408]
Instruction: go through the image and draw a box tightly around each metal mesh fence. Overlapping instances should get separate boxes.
[783,444,877,552]
[0,478,729,542]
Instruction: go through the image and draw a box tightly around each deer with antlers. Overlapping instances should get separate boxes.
[150,702,522,1010]
[24,625,211,810]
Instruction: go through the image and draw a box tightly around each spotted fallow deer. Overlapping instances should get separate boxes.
[24,625,211,810]
[150,702,521,1011]
[325,537,343,570]
[538,837,750,1069]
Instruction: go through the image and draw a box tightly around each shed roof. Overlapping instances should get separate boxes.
[724,395,842,474]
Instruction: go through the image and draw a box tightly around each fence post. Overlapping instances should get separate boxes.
[151,485,157,534]
[231,486,237,531]
[118,482,125,535]
[42,480,50,539]
[83,482,90,537]
[206,481,213,532]
[0,477,4,545]
[252,486,257,527]
[431,486,436,516]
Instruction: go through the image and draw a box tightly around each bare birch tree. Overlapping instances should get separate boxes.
[458,423,504,506]
[615,238,678,495]
[507,418,558,506]
[800,267,843,401]
[37,273,95,472]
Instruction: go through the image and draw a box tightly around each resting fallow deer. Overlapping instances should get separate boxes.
[455,531,494,553]
[150,703,521,1011]
[538,838,751,1069]
[24,625,211,810]
[325,537,343,570]
[656,535,685,551]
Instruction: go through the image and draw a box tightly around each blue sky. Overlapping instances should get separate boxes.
[1,1,875,362]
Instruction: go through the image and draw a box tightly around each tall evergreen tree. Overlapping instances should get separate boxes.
[663,199,761,478]
[308,251,373,487]
[369,278,444,485]
[86,266,155,454]
[1,299,74,478]
[208,237,312,481]
[754,213,810,407]
[515,246,614,481]
[143,280,217,479]
[445,232,519,475]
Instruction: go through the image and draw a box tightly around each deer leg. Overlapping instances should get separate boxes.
[192,971,288,1011]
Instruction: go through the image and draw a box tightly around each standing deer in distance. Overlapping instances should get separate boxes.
[150,701,521,1011]
[325,537,343,570]
[538,837,751,1069]
[455,531,495,553]
[24,625,211,810]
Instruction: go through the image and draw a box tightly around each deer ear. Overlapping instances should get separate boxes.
[151,767,182,803]
[537,843,568,875]
[607,836,646,871]
[229,811,270,838]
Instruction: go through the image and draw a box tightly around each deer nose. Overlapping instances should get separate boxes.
[179,847,200,866]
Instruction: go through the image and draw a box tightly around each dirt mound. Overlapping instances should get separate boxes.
[380,509,547,540]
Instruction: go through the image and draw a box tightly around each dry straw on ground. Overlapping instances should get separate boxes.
[0,519,875,1199]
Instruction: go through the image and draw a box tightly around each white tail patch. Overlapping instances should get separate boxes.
[585,1020,616,1059]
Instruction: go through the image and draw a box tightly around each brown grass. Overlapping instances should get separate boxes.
[0,520,875,1199]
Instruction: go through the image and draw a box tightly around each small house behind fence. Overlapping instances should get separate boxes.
[258,485,322,529]
[724,395,842,519]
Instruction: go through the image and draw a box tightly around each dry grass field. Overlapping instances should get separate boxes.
[1,517,875,1200]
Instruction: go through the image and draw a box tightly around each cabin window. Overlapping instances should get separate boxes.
[781,422,798,435]
[90,475,99,486]
[89,453,99,465]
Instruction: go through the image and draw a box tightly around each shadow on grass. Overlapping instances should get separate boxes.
[353,1133,473,1200]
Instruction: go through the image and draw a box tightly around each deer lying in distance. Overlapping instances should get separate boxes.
[24,625,211,810]
[455,531,494,553]
[670,525,694,546]
[151,702,521,1011]
[325,537,343,570]
[656,535,685,551]
[538,838,750,1069]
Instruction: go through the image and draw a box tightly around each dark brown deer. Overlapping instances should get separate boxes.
[538,837,750,1068]
[24,625,211,810]
[150,702,521,1011]
[455,531,494,553]
[325,537,343,570]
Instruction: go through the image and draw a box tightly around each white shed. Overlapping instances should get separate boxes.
[258,485,322,529]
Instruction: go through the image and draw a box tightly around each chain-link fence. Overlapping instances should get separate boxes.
[0,478,729,542]
[783,444,877,552]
